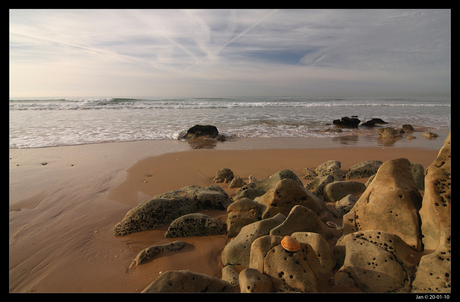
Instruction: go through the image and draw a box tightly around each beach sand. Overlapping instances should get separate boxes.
[9,134,445,293]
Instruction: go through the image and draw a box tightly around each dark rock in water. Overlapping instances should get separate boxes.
[185,124,219,139]
[141,270,233,292]
[164,213,224,238]
[361,118,388,127]
[333,116,361,128]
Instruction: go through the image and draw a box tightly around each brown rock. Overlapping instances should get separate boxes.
[226,198,261,238]
[341,158,423,250]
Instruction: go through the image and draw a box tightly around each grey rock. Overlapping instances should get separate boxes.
[323,181,366,202]
[345,160,383,180]
[335,194,358,215]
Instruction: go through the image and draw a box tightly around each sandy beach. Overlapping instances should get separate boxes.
[9,134,446,293]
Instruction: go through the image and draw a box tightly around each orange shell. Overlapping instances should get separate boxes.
[281,235,300,252]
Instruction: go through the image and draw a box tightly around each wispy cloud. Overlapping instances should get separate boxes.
[9,9,450,98]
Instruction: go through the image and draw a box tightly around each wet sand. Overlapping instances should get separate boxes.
[9,135,444,292]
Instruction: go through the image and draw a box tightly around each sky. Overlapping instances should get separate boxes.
[9,9,451,99]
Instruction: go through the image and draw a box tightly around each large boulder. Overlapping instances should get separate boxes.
[221,213,285,267]
[129,241,188,268]
[249,235,329,292]
[323,181,366,202]
[254,179,323,219]
[269,205,333,241]
[341,158,423,250]
[226,198,261,238]
[184,124,219,139]
[113,196,198,236]
[141,270,233,292]
[333,230,419,292]
[412,132,451,293]
[164,213,224,238]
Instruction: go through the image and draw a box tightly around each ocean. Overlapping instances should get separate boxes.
[9,96,451,149]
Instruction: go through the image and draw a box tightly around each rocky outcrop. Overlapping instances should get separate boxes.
[141,270,233,292]
[164,213,224,238]
[333,116,360,128]
[341,158,423,251]
[155,185,231,210]
[333,230,419,292]
[184,124,221,140]
[113,196,198,236]
[254,179,323,219]
[412,132,451,293]
[130,241,188,268]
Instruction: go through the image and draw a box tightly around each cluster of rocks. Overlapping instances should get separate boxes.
[112,132,450,293]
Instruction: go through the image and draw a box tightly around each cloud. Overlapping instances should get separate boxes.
[9,9,450,98]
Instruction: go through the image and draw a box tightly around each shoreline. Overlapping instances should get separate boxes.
[9,136,445,292]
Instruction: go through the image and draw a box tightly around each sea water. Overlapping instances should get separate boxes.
[9,96,451,149]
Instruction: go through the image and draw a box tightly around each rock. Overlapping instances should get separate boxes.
[141,270,233,292]
[249,235,329,292]
[378,127,402,138]
[335,194,358,216]
[214,168,234,183]
[254,179,323,219]
[361,118,388,127]
[422,131,438,139]
[113,196,198,236]
[164,213,224,238]
[323,181,366,202]
[221,265,243,287]
[406,135,417,140]
[312,175,334,200]
[364,174,376,187]
[333,230,418,292]
[221,213,285,267]
[345,160,382,180]
[184,124,220,139]
[301,167,317,180]
[333,116,361,128]
[129,241,188,268]
[412,132,451,293]
[410,163,425,190]
[239,268,274,293]
[315,160,344,179]
[226,198,261,238]
[402,124,414,132]
[341,158,423,251]
[269,205,333,241]
[236,169,303,196]
[229,176,246,188]
[291,232,336,272]
[155,185,231,210]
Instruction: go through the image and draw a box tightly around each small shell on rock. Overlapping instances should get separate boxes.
[281,235,300,252]
[326,221,338,228]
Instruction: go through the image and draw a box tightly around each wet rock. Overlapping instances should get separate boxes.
[269,205,333,241]
[129,241,188,268]
[378,127,402,139]
[164,213,224,238]
[422,131,438,139]
[221,213,285,267]
[412,132,451,293]
[341,158,423,250]
[249,235,329,292]
[323,181,366,202]
[184,124,219,139]
[333,230,418,292]
[113,196,198,236]
[333,116,361,128]
[226,198,261,238]
[345,160,382,180]
[254,179,323,219]
[402,124,415,132]
[361,118,388,127]
[239,268,274,293]
[141,270,233,292]
[214,168,234,183]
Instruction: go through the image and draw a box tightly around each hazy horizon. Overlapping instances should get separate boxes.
[10,9,451,99]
